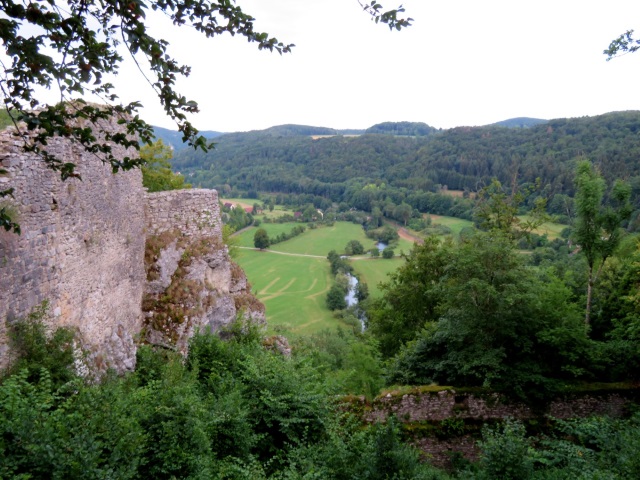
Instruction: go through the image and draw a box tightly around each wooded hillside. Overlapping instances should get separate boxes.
[172,112,640,202]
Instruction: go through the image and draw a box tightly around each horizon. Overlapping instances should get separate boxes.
[152,109,639,136]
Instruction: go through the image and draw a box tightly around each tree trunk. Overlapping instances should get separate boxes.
[585,267,594,329]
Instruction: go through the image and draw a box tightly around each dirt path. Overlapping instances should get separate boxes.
[383,219,424,245]
[238,246,326,258]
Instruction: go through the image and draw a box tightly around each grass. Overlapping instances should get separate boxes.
[518,216,567,240]
[236,223,300,248]
[238,222,379,257]
[234,221,416,332]
[235,249,353,336]
[426,214,474,237]
[351,257,405,298]
[221,198,295,219]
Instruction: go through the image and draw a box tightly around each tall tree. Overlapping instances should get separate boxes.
[572,160,632,328]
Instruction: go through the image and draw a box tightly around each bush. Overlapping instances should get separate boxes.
[4,301,77,387]
[327,283,348,310]
[382,247,395,259]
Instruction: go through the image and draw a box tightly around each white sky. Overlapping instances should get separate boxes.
[12,0,640,132]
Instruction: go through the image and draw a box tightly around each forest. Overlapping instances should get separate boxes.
[171,112,640,208]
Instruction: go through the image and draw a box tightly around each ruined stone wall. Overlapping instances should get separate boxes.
[146,189,222,239]
[353,386,639,469]
[0,125,146,373]
[365,388,634,423]
[143,189,264,354]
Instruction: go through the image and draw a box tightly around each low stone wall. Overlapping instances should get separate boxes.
[351,386,639,469]
[365,388,634,423]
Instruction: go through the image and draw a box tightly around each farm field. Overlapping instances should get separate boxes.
[237,222,378,257]
[221,197,294,219]
[351,257,405,298]
[235,223,301,248]
[235,249,350,336]
[518,216,567,239]
[426,214,474,237]
[234,221,416,332]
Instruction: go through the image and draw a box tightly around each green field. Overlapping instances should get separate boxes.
[233,221,416,333]
[236,223,301,248]
[427,214,474,236]
[518,216,567,239]
[235,249,353,336]
[222,197,294,219]
[237,222,379,256]
[351,257,405,298]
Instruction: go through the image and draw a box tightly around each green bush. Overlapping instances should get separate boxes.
[4,301,77,387]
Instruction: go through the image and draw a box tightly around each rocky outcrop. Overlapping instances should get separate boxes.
[141,229,265,355]
[0,123,264,375]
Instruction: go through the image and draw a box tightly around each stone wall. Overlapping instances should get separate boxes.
[352,386,639,469]
[365,388,634,423]
[146,189,222,239]
[0,125,146,373]
[1,120,264,374]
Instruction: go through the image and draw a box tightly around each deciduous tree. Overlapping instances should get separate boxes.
[572,160,632,328]
[253,227,269,250]
[141,139,190,192]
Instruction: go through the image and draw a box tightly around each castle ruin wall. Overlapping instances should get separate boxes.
[0,126,146,373]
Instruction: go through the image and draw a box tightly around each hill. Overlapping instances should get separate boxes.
[365,121,438,136]
[490,117,548,128]
[152,125,224,151]
[172,111,640,202]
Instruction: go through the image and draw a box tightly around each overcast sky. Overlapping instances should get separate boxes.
[101,1,640,132]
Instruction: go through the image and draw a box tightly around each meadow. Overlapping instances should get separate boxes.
[237,221,379,256]
[235,248,344,336]
[233,221,414,334]
[426,214,474,237]
[351,257,405,298]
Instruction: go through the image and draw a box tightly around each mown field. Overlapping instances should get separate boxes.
[351,257,405,298]
[234,221,413,334]
[236,222,379,256]
[235,249,339,336]
[425,214,474,237]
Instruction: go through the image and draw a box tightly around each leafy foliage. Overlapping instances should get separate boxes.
[4,301,77,387]
[254,227,270,249]
[140,139,191,192]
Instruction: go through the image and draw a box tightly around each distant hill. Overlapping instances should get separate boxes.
[259,124,338,137]
[152,126,224,151]
[365,121,438,136]
[172,111,640,202]
[490,117,548,128]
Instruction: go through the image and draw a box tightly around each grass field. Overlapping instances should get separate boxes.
[235,249,353,336]
[427,214,474,237]
[236,223,302,248]
[234,221,416,333]
[237,222,379,256]
[221,197,294,219]
[518,216,567,239]
[351,257,405,298]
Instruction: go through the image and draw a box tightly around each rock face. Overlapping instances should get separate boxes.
[142,190,265,355]
[0,124,264,374]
